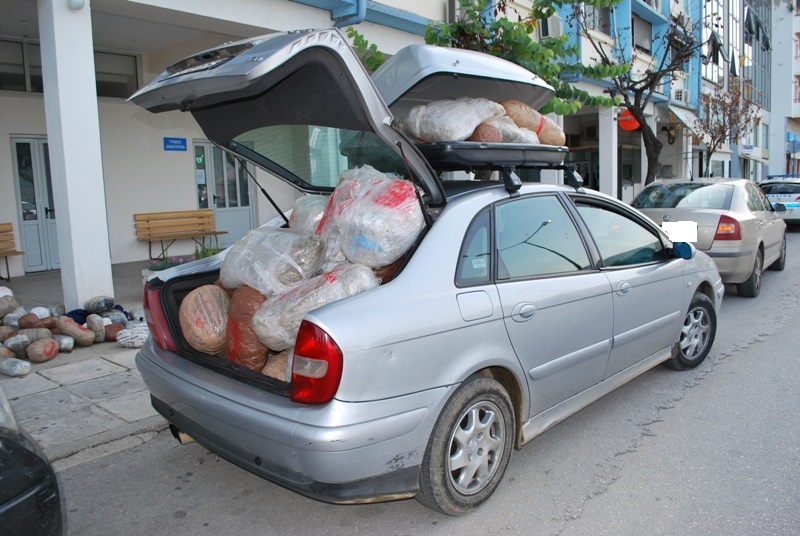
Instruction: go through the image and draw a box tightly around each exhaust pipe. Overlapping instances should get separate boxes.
[169,424,195,445]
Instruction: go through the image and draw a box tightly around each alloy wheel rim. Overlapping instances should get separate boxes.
[447,401,505,495]
[680,306,710,360]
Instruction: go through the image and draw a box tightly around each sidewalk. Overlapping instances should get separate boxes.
[0,261,168,470]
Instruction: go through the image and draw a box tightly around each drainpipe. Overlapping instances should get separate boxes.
[334,0,366,27]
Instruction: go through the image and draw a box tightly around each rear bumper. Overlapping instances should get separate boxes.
[135,340,454,504]
[705,246,756,284]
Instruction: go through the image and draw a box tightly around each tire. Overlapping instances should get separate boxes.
[416,375,514,515]
[768,235,786,271]
[736,247,763,298]
[664,292,717,370]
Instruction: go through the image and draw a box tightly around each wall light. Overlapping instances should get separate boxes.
[67,0,85,10]
[661,125,678,145]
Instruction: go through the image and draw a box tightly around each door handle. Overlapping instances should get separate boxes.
[616,281,632,296]
[511,303,536,322]
[45,206,54,219]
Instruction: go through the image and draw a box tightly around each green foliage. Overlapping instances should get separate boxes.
[346,27,386,72]
[424,0,621,114]
[195,243,223,260]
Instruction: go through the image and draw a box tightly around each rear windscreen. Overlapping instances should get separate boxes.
[632,183,734,210]
[760,183,800,195]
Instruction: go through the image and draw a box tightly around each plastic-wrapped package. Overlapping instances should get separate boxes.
[398,97,505,142]
[178,285,230,355]
[252,263,380,352]
[485,115,541,144]
[225,286,269,372]
[289,195,328,234]
[337,178,425,269]
[261,349,292,382]
[315,166,388,270]
[220,228,326,297]
[500,100,566,146]
[315,166,424,269]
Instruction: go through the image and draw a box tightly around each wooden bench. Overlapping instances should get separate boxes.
[134,209,227,260]
[0,222,24,281]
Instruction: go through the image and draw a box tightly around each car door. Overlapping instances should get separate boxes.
[571,197,684,379]
[489,194,613,417]
[748,183,785,266]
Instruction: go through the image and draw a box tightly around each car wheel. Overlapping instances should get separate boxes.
[768,235,786,271]
[416,375,514,516]
[664,292,717,370]
[736,247,763,298]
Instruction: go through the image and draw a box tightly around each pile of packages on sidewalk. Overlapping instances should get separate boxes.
[0,288,148,377]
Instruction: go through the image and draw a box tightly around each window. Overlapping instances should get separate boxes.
[584,5,611,35]
[632,15,652,54]
[0,38,138,98]
[576,202,667,267]
[457,209,491,286]
[495,195,591,279]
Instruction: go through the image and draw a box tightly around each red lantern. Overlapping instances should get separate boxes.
[618,109,640,131]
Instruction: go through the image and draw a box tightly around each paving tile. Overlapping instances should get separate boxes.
[0,373,59,400]
[102,348,139,369]
[11,387,91,423]
[66,370,146,402]
[21,405,127,447]
[95,390,159,423]
[38,357,126,386]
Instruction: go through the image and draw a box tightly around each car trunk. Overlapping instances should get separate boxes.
[640,209,723,250]
[132,28,561,395]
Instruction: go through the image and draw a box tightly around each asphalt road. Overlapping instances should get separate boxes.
[60,229,800,536]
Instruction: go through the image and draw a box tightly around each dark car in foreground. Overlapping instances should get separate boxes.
[129,28,724,515]
[0,386,64,535]
[632,178,786,297]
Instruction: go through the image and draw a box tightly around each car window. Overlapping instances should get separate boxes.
[745,183,767,211]
[761,183,800,195]
[632,183,733,210]
[753,185,773,211]
[457,209,492,285]
[575,202,667,267]
[494,195,591,279]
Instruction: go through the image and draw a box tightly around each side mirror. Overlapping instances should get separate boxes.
[774,203,787,213]
[671,241,695,260]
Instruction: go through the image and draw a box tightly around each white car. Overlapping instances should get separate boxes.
[760,176,800,225]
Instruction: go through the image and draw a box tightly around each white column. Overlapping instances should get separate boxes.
[598,106,619,198]
[38,0,114,310]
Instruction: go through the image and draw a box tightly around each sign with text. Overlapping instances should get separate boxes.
[163,137,187,151]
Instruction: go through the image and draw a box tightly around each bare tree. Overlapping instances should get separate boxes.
[688,76,760,176]
[532,1,706,184]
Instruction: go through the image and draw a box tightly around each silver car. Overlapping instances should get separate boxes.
[632,178,787,297]
[130,28,724,515]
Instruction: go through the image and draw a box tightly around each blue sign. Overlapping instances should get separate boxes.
[163,137,187,151]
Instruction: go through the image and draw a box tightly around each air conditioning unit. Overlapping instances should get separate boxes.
[537,15,563,39]
[673,70,687,80]
[672,88,690,104]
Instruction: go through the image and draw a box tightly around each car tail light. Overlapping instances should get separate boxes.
[143,284,178,352]
[714,214,742,241]
[291,320,343,405]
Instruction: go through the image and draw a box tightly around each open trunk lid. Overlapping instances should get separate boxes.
[129,28,560,204]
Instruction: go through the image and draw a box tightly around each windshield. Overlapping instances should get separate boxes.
[632,183,734,210]
[232,125,411,191]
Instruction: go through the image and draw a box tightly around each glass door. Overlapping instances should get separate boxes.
[194,141,255,247]
[12,137,60,272]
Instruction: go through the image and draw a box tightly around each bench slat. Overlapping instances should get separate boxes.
[133,210,227,260]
